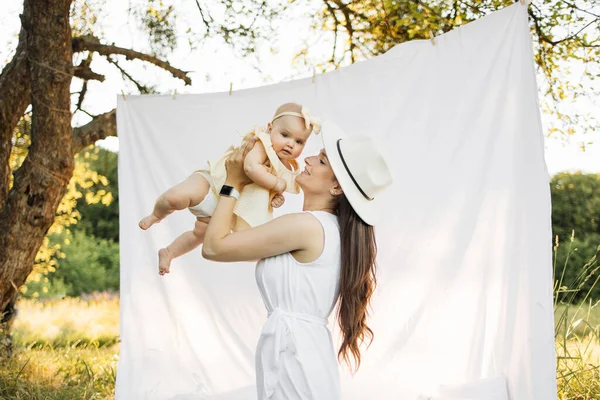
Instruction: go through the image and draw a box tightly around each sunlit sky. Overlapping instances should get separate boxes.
[1,0,598,176]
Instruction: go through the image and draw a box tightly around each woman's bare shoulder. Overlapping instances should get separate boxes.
[272,212,323,236]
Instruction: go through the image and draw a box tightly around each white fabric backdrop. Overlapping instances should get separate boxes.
[115,2,556,399]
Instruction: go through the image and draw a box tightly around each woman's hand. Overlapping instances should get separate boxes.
[224,136,256,190]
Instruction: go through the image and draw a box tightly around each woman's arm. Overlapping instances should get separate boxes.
[202,137,319,262]
[202,212,321,262]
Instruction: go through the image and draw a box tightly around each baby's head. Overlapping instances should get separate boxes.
[267,103,320,161]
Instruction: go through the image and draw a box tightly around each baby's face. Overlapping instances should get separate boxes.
[268,116,313,161]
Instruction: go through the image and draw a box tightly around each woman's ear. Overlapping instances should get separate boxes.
[329,182,343,196]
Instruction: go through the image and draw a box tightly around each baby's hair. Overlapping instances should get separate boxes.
[272,103,303,119]
[270,102,321,135]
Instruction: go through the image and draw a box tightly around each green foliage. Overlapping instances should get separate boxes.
[73,147,119,242]
[23,275,71,301]
[554,232,600,304]
[551,172,600,302]
[137,0,178,58]
[70,0,106,36]
[50,231,119,298]
[551,172,600,241]
[307,0,599,142]
[21,146,119,299]
[9,116,114,296]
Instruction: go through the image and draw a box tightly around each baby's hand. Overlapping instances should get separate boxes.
[271,194,285,208]
[273,178,287,194]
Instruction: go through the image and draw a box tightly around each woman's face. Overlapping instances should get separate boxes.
[296,148,340,195]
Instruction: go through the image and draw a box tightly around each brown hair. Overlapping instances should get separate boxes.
[335,194,377,372]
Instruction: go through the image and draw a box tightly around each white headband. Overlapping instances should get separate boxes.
[271,106,321,134]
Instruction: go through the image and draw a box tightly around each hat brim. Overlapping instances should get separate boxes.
[321,121,381,226]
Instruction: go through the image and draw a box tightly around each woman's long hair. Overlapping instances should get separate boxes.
[335,194,377,372]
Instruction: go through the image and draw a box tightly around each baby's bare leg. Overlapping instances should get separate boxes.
[139,173,210,230]
[158,219,208,275]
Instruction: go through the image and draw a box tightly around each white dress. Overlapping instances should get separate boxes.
[254,211,342,400]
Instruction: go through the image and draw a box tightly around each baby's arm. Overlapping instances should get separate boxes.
[243,141,286,193]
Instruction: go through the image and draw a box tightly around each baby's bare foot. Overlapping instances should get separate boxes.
[158,248,172,276]
[139,214,161,230]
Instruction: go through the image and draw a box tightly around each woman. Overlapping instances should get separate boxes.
[202,121,393,399]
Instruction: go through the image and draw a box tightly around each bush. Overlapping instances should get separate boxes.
[55,231,120,297]
[25,231,119,298]
[550,172,600,242]
[554,232,600,303]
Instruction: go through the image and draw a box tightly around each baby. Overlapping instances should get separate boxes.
[139,103,321,275]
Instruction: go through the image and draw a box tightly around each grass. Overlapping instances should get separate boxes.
[0,345,118,399]
[0,293,119,399]
[554,235,600,399]
[11,293,119,349]
[554,303,600,399]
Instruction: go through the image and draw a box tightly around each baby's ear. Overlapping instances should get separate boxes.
[266,122,272,132]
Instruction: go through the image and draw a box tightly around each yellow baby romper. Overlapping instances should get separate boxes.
[200,127,301,228]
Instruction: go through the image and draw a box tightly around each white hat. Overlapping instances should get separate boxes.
[321,121,393,225]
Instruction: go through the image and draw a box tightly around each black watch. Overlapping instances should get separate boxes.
[219,185,240,200]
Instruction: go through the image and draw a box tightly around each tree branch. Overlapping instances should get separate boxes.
[530,2,599,47]
[106,55,151,93]
[529,6,555,46]
[324,0,340,66]
[74,65,105,82]
[72,35,192,85]
[562,1,600,19]
[331,0,357,63]
[73,51,104,82]
[72,109,117,155]
[75,81,88,112]
[194,0,214,31]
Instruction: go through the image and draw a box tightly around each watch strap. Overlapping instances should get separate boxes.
[219,185,240,200]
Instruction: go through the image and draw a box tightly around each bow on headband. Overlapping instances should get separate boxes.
[271,106,322,135]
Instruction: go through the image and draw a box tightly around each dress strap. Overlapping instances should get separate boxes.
[266,307,327,325]
[254,128,301,194]
[306,211,339,236]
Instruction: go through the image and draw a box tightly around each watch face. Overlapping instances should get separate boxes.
[220,185,233,196]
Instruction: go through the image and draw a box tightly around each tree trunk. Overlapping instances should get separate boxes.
[0,297,17,357]
[0,24,31,207]
[0,1,188,338]
[0,0,75,314]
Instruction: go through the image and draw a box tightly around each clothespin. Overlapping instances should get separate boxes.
[429,30,436,46]
[172,89,177,100]
[120,89,126,102]
[229,82,233,96]
[519,0,526,5]
[312,68,316,84]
